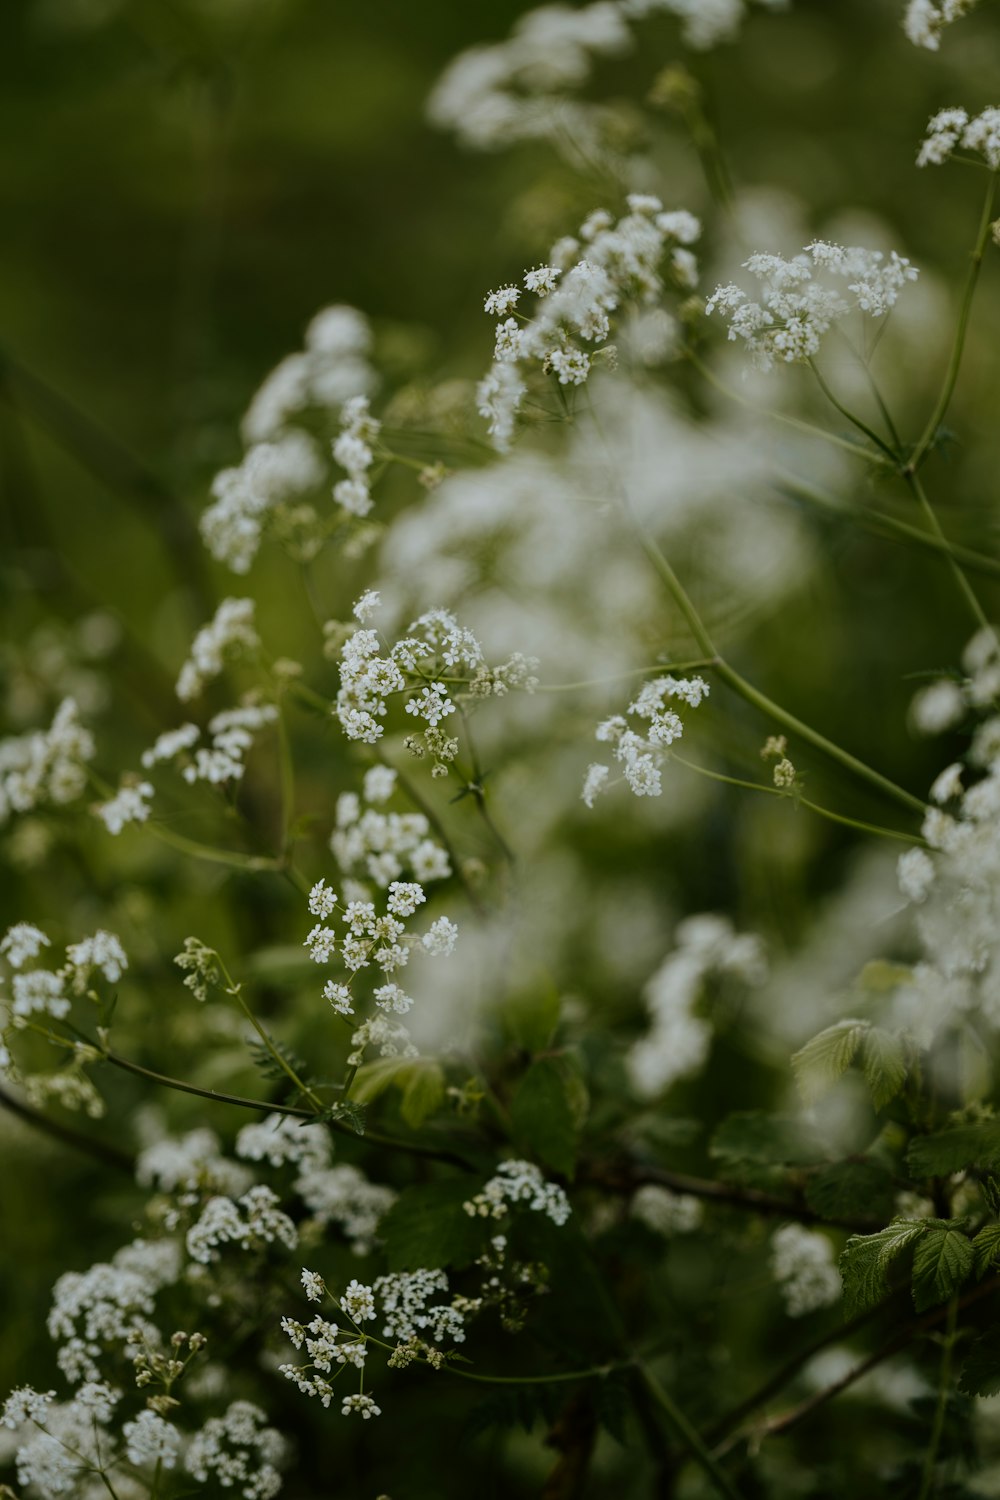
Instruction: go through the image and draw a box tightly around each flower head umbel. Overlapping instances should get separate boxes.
[582,674,710,805]
[707,241,918,370]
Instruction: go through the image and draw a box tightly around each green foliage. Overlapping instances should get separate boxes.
[804,1161,896,1223]
[911,1226,975,1312]
[791,1020,869,1104]
[350,1056,445,1128]
[709,1111,825,1175]
[839,1219,927,1314]
[958,1327,1000,1397]
[505,986,561,1054]
[907,1120,1000,1178]
[379,1179,484,1272]
[859,1029,908,1111]
[511,1055,586,1178]
[971,1223,1000,1277]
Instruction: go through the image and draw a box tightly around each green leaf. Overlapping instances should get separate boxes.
[911,1225,974,1312]
[246,1037,311,1093]
[380,1179,484,1272]
[792,1019,869,1105]
[350,1056,413,1106]
[839,1219,927,1314]
[972,1223,1000,1277]
[511,1056,583,1179]
[399,1060,445,1130]
[959,1327,1000,1397]
[860,1028,908,1111]
[506,985,561,1054]
[709,1111,825,1171]
[805,1161,896,1222]
[907,1121,1000,1179]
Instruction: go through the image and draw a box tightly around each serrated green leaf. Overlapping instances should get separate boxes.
[792,1019,869,1105]
[805,1161,896,1222]
[246,1037,311,1093]
[860,1028,908,1111]
[972,1223,1000,1277]
[709,1111,825,1170]
[907,1121,1000,1179]
[511,1056,580,1178]
[399,1060,445,1130]
[911,1225,974,1312]
[380,1179,484,1271]
[840,1219,927,1314]
[959,1327,1000,1397]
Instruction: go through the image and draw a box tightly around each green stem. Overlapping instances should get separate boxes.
[145,820,284,873]
[909,171,999,472]
[917,1296,959,1500]
[775,475,1000,581]
[637,528,926,816]
[808,359,899,462]
[904,469,989,632]
[0,1083,134,1174]
[670,752,927,846]
[443,1361,622,1387]
[101,1048,473,1166]
[684,346,893,467]
[638,1362,746,1500]
[536,659,716,692]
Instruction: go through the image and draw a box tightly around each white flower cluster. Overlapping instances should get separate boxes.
[48,1237,181,1384]
[582,673,710,806]
[627,914,766,1097]
[243,304,376,445]
[479,196,701,449]
[2,1384,125,1498]
[707,241,919,370]
[332,395,381,517]
[236,1113,396,1255]
[917,105,1000,170]
[187,1184,298,1265]
[331,766,452,888]
[427,3,631,152]
[136,1125,252,1198]
[770,1224,841,1316]
[429,0,786,156]
[1,924,127,1068]
[304,873,456,1055]
[94,776,154,834]
[202,430,325,574]
[186,1400,287,1500]
[903,0,978,50]
[337,602,533,745]
[176,598,261,702]
[0,697,94,824]
[630,1183,704,1235]
[623,0,788,50]
[464,1159,572,1226]
[138,703,278,794]
[893,629,1000,1038]
[281,1265,473,1414]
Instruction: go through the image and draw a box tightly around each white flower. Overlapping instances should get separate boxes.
[0,923,50,970]
[95,779,154,834]
[176,599,260,702]
[422,917,458,956]
[770,1224,841,1316]
[341,1394,381,1419]
[302,1268,325,1302]
[123,1410,181,1469]
[904,0,978,52]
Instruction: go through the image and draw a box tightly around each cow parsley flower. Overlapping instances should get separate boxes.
[0,698,94,823]
[583,674,710,804]
[123,1409,182,1469]
[707,241,918,370]
[903,0,978,50]
[94,778,154,834]
[0,923,50,970]
[202,431,325,574]
[770,1224,841,1316]
[176,599,260,702]
[186,1402,287,1500]
[627,915,766,1096]
[918,105,1000,170]
[464,1160,571,1226]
